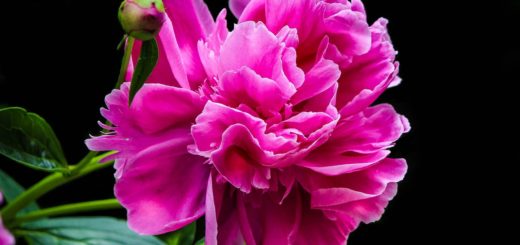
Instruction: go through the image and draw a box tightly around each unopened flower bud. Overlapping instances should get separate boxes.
[118,0,166,41]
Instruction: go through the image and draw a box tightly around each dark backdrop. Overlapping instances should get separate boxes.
[0,0,507,244]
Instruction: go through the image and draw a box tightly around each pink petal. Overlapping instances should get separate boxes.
[163,0,214,86]
[151,17,190,88]
[211,124,271,193]
[323,8,371,57]
[335,182,399,224]
[129,17,187,88]
[330,104,410,153]
[298,158,407,212]
[86,83,203,184]
[293,202,351,245]
[337,18,398,116]
[192,101,296,155]
[237,187,301,245]
[229,0,252,18]
[218,67,291,115]
[130,83,205,134]
[115,136,209,235]
[205,175,244,245]
[192,101,267,154]
[291,52,340,105]
[299,104,409,175]
[86,83,205,160]
[127,0,215,89]
[219,22,297,93]
[240,0,371,67]
[277,112,335,137]
[300,150,390,176]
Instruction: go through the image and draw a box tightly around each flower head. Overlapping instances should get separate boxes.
[1,193,15,245]
[87,0,409,244]
[118,0,166,40]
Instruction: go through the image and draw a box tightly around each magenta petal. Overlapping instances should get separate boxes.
[229,0,251,18]
[237,188,301,245]
[152,17,190,88]
[130,83,205,134]
[292,54,340,105]
[86,83,205,162]
[323,8,371,57]
[115,136,209,235]
[192,101,267,154]
[219,67,291,115]
[294,205,350,245]
[163,0,215,86]
[211,124,271,193]
[337,182,399,224]
[219,21,281,76]
[337,18,398,116]
[330,104,410,154]
[299,104,409,175]
[128,0,215,88]
[205,175,244,245]
[300,150,390,176]
[192,101,295,155]
[299,158,407,211]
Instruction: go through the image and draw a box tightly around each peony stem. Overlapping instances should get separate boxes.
[9,199,122,227]
[69,150,99,175]
[115,36,135,89]
[0,152,114,224]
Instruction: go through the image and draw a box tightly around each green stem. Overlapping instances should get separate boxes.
[115,36,135,89]
[10,199,122,227]
[69,151,98,175]
[0,153,114,223]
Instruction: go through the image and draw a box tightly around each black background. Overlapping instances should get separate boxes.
[0,0,509,244]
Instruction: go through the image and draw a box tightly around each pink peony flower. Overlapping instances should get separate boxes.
[87,0,410,244]
[1,193,15,245]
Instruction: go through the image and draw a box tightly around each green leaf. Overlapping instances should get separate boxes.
[129,38,159,104]
[0,107,67,172]
[194,238,205,245]
[158,222,195,245]
[18,217,165,245]
[0,168,39,214]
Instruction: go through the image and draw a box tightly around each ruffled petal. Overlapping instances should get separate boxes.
[299,104,409,175]
[298,158,407,227]
[219,22,299,94]
[192,101,296,156]
[291,49,340,104]
[211,124,271,193]
[240,0,371,66]
[86,83,205,158]
[115,136,209,235]
[337,18,398,116]
[219,67,291,115]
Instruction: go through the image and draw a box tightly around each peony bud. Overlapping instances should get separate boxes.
[118,0,166,41]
